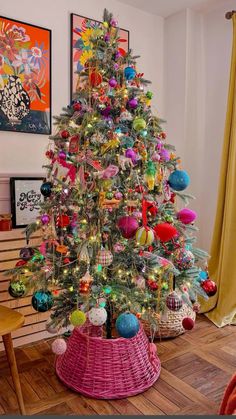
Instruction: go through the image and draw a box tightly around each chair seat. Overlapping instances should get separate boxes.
[0,305,24,336]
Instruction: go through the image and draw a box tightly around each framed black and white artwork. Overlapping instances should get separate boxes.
[10,177,44,228]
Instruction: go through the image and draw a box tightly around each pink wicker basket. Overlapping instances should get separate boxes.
[56,322,161,399]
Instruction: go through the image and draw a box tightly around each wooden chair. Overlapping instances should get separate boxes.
[0,305,25,414]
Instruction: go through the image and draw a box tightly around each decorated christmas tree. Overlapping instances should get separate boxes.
[7,9,217,341]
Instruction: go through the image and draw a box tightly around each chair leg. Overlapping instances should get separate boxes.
[2,333,26,415]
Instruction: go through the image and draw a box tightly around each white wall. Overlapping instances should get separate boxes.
[164,0,234,251]
[0,0,164,211]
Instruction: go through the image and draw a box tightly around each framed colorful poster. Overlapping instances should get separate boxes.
[0,16,51,134]
[10,177,44,228]
[71,13,129,100]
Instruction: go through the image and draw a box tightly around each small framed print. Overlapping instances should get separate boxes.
[10,177,44,228]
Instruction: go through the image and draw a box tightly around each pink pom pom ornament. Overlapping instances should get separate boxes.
[52,338,67,355]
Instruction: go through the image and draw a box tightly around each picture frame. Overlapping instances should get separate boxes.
[10,177,44,228]
[0,16,51,135]
[70,13,130,101]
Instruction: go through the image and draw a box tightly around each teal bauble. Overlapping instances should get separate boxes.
[40,182,53,197]
[168,170,190,191]
[116,312,140,338]
[124,66,136,80]
[120,136,134,149]
[32,290,54,312]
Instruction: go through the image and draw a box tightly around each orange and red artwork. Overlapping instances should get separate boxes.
[0,16,51,134]
[71,14,129,100]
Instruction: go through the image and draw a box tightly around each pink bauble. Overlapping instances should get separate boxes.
[41,214,50,225]
[133,211,142,220]
[114,191,123,200]
[52,338,67,355]
[128,98,138,109]
[117,216,139,239]
[160,148,170,161]
[151,152,160,162]
[109,78,117,88]
[177,208,197,224]
[58,150,67,160]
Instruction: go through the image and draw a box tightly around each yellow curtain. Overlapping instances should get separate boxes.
[200,14,236,327]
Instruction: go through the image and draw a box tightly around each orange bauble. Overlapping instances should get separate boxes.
[89,70,103,87]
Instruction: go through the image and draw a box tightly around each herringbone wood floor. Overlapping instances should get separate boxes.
[0,315,235,415]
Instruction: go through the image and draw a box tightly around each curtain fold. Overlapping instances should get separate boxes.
[200,15,236,327]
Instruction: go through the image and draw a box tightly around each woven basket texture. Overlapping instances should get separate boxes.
[142,304,196,339]
[56,322,161,399]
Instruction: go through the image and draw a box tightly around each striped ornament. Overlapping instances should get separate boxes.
[96,249,113,267]
[135,227,155,246]
[166,291,183,311]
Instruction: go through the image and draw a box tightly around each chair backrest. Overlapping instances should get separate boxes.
[220,373,236,415]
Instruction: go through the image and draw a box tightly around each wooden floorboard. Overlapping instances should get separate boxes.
[0,315,235,415]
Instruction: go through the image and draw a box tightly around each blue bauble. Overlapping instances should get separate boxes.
[198,270,208,281]
[124,66,136,80]
[32,290,54,312]
[40,182,53,197]
[168,170,190,191]
[116,313,140,338]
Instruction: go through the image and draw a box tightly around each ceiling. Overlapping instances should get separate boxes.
[116,0,226,18]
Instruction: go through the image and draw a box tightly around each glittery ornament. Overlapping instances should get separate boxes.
[52,338,67,355]
[32,290,54,312]
[88,307,107,326]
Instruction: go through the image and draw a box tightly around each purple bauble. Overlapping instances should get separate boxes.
[156,140,163,150]
[58,150,66,160]
[104,34,110,42]
[128,98,138,109]
[160,148,170,162]
[115,51,121,60]
[114,63,119,71]
[41,214,50,225]
[177,208,197,224]
[125,148,137,163]
[117,216,139,239]
[101,106,112,117]
[114,191,123,200]
[109,78,117,88]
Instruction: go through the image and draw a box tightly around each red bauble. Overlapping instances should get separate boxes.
[73,102,81,111]
[58,214,70,228]
[154,222,178,242]
[45,150,54,159]
[147,279,158,291]
[15,260,27,267]
[182,317,195,330]
[135,185,145,193]
[201,279,217,297]
[117,216,139,239]
[60,130,70,139]
[160,132,167,139]
[146,201,158,217]
[63,258,70,264]
[89,71,102,87]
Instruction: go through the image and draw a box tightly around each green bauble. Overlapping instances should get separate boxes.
[70,309,86,326]
[133,117,146,131]
[8,280,26,298]
[106,192,113,199]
